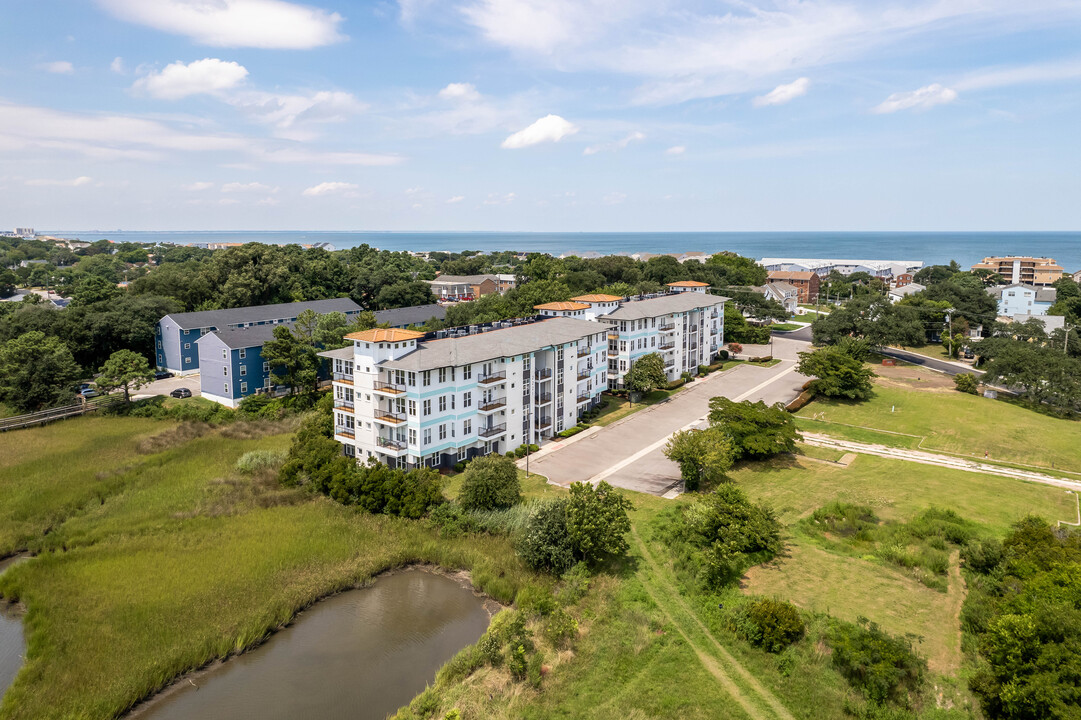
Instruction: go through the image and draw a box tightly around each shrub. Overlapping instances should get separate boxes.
[961,537,1003,575]
[516,585,557,616]
[809,502,879,540]
[827,617,925,704]
[429,502,480,537]
[717,349,730,361]
[708,397,799,460]
[237,393,284,419]
[479,631,503,666]
[736,598,805,653]
[698,364,710,376]
[954,373,979,394]
[557,425,587,438]
[566,480,633,567]
[555,563,591,605]
[234,449,287,474]
[544,607,578,649]
[517,499,576,573]
[505,451,515,458]
[459,454,521,511]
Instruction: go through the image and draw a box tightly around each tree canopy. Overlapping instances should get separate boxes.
[797,345,877,400]
[623,353,668,394]
[96,349,155,402]
[0,331,81,412]
[707,397,799,459]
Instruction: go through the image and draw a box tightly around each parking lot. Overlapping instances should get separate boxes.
[133,373,202,400]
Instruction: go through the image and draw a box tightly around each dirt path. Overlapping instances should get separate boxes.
[630,525,796,720]
[928,551,967,675]
[801,432,1081,491]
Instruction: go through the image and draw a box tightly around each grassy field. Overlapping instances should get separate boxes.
[0,416,537,720]
[796,381,1081,471]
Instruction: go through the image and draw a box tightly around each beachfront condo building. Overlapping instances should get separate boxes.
[321,285,726,469]
[970,256,1063,286]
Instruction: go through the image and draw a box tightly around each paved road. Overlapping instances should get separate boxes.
[877,347,981,377]
[532,335,811,496]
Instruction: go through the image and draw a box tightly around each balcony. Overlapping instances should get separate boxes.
[478,423,506,438]
[373,410,406,426]
[607,333,619,340]
[535,368,552,380]
[333,372,354,385]
[607,348,619,357]
[659,322,675,332]
[534,392,552,405]
[478,397,507,413]
[334,399,355,411]
[577,393,591,404]
[373,381,406,396]
[689,325,699,333]
[478,371,506,385]
[577,371,590,382]
[659,341,675,351]
[376,436,407,455]
[536,417,552,430]
[334,425,355,439]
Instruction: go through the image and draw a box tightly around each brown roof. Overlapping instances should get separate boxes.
[571,294,621,302]
[667,280,710,287]
[344,328,425,342]
[768,270,817,281]
[534,301,591,311]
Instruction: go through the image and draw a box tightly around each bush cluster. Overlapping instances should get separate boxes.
[730,597,805,653]
[517,481,632,574]
[459,455,520,511]
[827,617,925,705]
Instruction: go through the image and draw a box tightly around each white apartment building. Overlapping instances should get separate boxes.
[322,287,727,469]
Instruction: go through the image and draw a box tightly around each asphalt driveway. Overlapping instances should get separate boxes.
[133,374,202,400]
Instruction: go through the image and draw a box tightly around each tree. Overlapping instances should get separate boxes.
[517,499,576,573]
[812,295,925,347]
[0,331,81,412]
[707,397,799,460]
[565,481,633,566]
[797,346,877,400]
[459,454,521,511]
[727,342,743,356]
[706,252,767,286]
[374,280,436,310]
[664,427,735,490]
[976,337,1081,413]
[0,269,17,298]
[96,349,155,401]
[261,324,317,395]
[954,372,979,395]
[623,353,667,395]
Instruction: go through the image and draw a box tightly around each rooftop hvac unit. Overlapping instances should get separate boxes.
[436,330,447,339]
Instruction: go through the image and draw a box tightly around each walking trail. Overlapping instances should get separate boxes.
[800,432,1081,492]
[630,525,796,720]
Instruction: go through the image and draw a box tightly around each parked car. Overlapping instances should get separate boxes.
[154,370,174,380]
[78,382,94,392]
[78,389,99,399]
[170,388,192,399]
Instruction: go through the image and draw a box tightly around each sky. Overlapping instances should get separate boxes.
[1,0,1080,232]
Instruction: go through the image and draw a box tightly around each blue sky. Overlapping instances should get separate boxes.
[2,0,1080,231]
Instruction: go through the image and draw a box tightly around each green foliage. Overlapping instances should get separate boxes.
[623,352,668,394]
[660,484,782,589]
[797,346,877,400]
[827,617,926,705]
[812,295,926,347]
[723,305,772,344]
[235,449,288,474]
[554,563,591,605]
[966,516,1081,720]
[732,597,805,653]
[0,330,81,412]
[261,323,318,396]
[707,396,799,460]
[517,499,576,574]
[236,393,286,419]
[663,427,735,490]
[566,480,633,566]
[96,348,155,401]
[976,337,1081,414]
[459,454,521,511]
[954,372,979,394]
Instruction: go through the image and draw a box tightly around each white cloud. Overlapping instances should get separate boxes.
[222,181,276,193]
[872,83,957,114]
[302,181,361,197]
[40,61,74,75]
[955,57,1081,91]
[483,192,516,204]
[501,114,577,149]
[665,145,685,155]
[753,77,810,107]
[110,57,125,74]
[227,90,365,139]
[95,0,345,49]
[182,181,214,191]
[446,195,465,203]
[583,130,644,155]
[602,191,626,205]
[134,58,249,100]
[438,82,481,101]
[25,176,93,187]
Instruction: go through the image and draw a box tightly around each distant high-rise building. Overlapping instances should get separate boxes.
[971,256,1063,286]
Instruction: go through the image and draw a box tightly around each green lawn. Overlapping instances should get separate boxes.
[590,389,678,428]
[769,323,803,331]
[796,383,1081,471]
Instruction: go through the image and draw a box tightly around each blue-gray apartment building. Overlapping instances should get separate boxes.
[155,298,363,375]
[195,325,284,408]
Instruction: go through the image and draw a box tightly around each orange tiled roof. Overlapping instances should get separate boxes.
[345,328,425,342]
[534,301,591,311]
[571,294,621,302]
[666,280,709,287]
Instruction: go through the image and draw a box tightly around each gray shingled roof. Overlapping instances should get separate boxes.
[381,316,603,371]
[600,292,727,321]
[986,285,1057,303]
[373,303,446,328]
[165,297,362,330]
[196,323,285,349]
[427,274,498,285]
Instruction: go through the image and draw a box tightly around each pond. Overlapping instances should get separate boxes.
[134,568,496,720]
[0,554,28,703]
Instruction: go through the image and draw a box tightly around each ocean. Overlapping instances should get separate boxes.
[43,231,1081,271]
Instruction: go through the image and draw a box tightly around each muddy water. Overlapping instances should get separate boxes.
[137,569,493,720]
[0,554,28,702]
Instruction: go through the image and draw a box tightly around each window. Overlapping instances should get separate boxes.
[223,366,228,376]
[422,370,431,386]
[263,362,269,373]
[408,400,417,417]
[264,377,271,389]
[240,366,247,376]
[157,341,162,349]
[224,383,229,393]
[439,424,447,440]
[239,348,246,359]
[463,419,472,435]
[408,372,416,386]
[423,399,431,416]
[463,364,472,379]
[184,343,191,350]
[451,394,456,410]
[185,356,192,364]
[438,368,447,383]
[409,429,417,445]
[222,349,227,360]
[619,341,626,352]
[458,446,468,461]
[620,360,627,372]
[157,354,163,364]
[423,428,432,444]
[463,391,472,407]
[651,337,656,347]
[439,396,447,412]
[184,329,190,335]
[240,381,248,393]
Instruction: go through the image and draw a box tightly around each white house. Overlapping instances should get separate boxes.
[987,284,1057,317]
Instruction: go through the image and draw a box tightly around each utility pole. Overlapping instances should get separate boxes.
[1066,324,1076,356]
[945,309,954,358]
